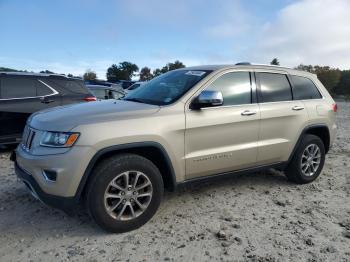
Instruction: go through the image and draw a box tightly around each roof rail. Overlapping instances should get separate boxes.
[0,71,82,79]
[235,62,251,65]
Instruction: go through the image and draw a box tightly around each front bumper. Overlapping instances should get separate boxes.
[15,145,95,197]
[15,162,78,212]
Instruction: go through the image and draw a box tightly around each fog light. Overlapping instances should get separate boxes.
[42,170,57,182]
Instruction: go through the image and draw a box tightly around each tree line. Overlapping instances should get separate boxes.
[93,58,350,97]
[270,58,350,97]
[1,57,349,97]
[269,58,349,97]
[101,60,185,82]
[294,64,349,96]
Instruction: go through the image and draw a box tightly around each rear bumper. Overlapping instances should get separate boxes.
[15,162,78,213]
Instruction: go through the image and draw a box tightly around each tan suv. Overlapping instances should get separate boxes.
[13,64,337,233]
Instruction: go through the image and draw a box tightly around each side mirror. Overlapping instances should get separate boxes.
[190,90,223,109]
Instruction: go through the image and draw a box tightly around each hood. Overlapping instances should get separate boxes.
[29,100,160,131]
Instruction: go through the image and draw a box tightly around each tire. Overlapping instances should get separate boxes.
[285,134,325,184]
[86,153,163,233]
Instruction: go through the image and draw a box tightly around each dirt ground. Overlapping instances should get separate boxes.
[0,103,349,262]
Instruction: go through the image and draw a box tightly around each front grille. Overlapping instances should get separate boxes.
[22,126,36,152]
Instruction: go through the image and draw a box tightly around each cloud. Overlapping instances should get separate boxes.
[0,57,113,79]
[2,0,350,77]
[118,0,192,26]
[203,0,255,39]
[252,0,350,68]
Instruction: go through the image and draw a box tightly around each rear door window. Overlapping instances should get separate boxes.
[47,79,89,95]
[1,77,36,99]
[290,75,322,100]
[257,72,292,102]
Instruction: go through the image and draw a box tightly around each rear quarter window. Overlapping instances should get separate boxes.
[36,80,55,96]
[290,75,322,100]
[47,79,90,95]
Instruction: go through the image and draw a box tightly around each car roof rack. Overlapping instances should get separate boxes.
[235,62,251,65]
[0,71,82,80]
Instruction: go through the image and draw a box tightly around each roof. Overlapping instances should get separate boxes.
[0,71,82,80]
[179,64,316,77]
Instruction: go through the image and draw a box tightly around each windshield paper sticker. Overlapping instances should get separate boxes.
[185,71,206,77]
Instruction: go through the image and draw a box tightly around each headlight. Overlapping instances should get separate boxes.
[40,131,80,148]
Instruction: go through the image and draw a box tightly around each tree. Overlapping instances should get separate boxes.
[160,60,186,72]
[152,60,186,77]
[313,66,341,95]
[333,70,350,96]
[106,61,139,82]
[0,67,20,72]
[139,67,153,81]
[40,70,55,74]
[270,58,280,66]
[295,64,341,94]
[167,60,185,71]
[153,68,163,77]
[333,71,349,96]
[295,64,314,73]
[106,64,119,82]
[83,69,97,81]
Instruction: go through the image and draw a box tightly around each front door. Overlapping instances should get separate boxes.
[185,71,260,179]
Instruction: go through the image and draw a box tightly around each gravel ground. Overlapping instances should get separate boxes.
[0,102,349,262]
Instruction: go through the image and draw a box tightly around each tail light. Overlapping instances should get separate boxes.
[332,103,337,112]
[84,96,97,102]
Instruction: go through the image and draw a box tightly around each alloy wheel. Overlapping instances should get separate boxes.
[300,144,321,177]
[104,171,153,221]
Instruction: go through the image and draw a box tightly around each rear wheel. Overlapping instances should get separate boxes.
[285,134,325,184]
[86,154,163,233]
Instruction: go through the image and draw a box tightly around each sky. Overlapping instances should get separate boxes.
[1,0,350,79]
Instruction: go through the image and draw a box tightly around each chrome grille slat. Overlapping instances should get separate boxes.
[21,126,36,152]
[22,126,29,143]
[25,130,30,149]
[27,130,35,149]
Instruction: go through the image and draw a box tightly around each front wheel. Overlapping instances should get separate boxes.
[86,154,163,233]
[285,134,325,184]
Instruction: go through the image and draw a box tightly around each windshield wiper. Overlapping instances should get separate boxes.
[123,97,148,104]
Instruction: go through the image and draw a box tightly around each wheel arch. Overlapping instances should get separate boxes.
[75,142,177,201]
[304,125,330,153]
[289,124,330,163]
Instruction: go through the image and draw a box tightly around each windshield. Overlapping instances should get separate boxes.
[128,83,140,90]
[124,69,212,105]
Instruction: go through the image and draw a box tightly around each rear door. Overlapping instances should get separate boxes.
[0,75,61,142]
[289,74,325,123]
[255,70,309,165]
[185,70,260,179]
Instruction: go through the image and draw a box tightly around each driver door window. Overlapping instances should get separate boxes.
[206,72,252,106]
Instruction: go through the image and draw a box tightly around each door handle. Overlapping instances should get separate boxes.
[40,97,54,104]
[241,110,257,116]
[41,99,54,104]
[292,106,305,111]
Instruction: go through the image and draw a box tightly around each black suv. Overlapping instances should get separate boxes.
[0,72,96,145]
